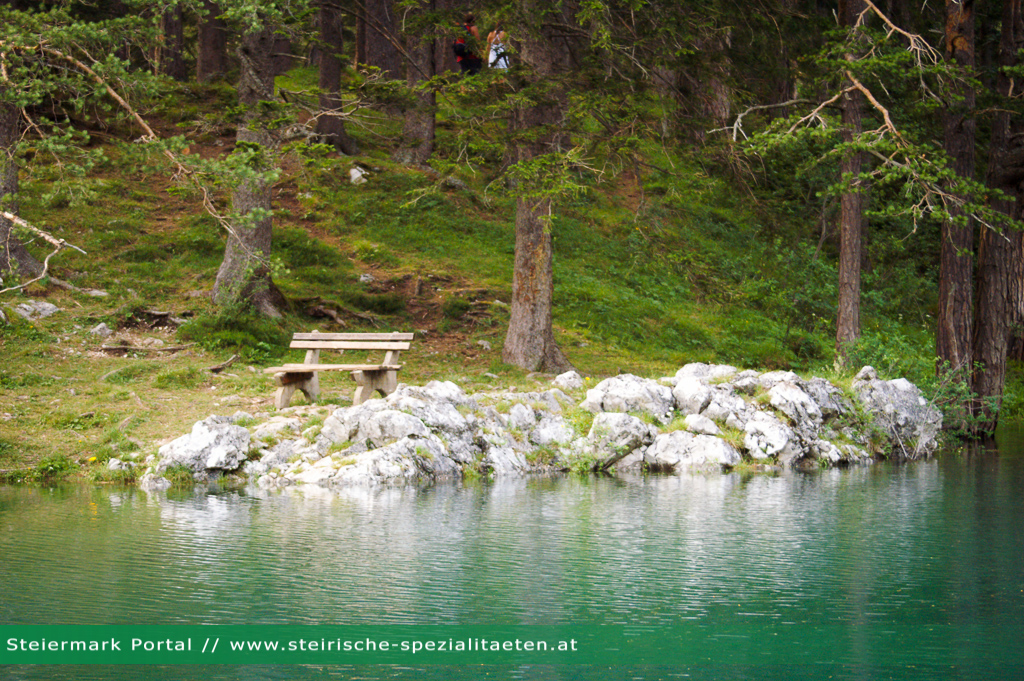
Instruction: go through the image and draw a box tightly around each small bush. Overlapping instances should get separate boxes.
[178,307,289,362]
[27,454,78,482]
[154,366,206,390]
[562,407,595,437]
[87,466,138,485]
[343,291,406,315]
[525,446,559,466]
[277,227,345,268]
[352,240,399,266]
[163,464,196,488]
[442,297,472,319]
[565,450,601,474]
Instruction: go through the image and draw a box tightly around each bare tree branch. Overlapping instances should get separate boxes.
[0,211,86,295]
[715,98,812,140]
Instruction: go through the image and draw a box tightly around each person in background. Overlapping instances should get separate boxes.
[455,13,483,75]
[487,24,510,69]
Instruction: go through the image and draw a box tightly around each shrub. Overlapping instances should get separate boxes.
[163,464,196,488]
[342,291,406,315]
[177,305,289,362]
[87,466,138,484]
[154,366,206,390]
[27,454,78,482]
[442,297,472,320]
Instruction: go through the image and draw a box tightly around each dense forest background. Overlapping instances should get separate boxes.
[2,0,1024,446]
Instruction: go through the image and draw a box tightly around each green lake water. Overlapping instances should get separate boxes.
[2,437,1023,680]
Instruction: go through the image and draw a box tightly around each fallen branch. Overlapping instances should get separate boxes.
[306,304,347,326]
[207,354,239,374]
[100,343,196,355]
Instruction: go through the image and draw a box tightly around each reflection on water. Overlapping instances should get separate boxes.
[2,449,1023,680]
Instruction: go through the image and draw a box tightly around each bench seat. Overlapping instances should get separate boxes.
[265,332,413,408]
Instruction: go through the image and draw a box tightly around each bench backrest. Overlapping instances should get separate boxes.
[291,332,413,365]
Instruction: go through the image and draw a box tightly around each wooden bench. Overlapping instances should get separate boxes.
[264,332,414,409]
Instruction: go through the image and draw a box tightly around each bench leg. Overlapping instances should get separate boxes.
[351,370,398,405]
[272,372,319,409]
[299,373,320,405]
[275,384,297,409]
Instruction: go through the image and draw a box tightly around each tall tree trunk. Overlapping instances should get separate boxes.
[937,0,976,429]
[504,195,571,372]
[317,1,359,155]
[197,1,229,83]
[360,0,401,77]
[0,99,43,279]
[973,0,1024,433]
[392,0,436,165]
[157,6,187,81]
[212,27,286,318]
[502,0,576,373]
[272,36,294,76]
[693,28,732,144]
[836,0,866,363]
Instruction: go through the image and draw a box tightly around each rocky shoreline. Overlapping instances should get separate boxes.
[131,363,943,491]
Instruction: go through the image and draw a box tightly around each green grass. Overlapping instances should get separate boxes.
[1,66,1013,476]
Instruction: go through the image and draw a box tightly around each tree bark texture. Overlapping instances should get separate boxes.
[272,36,293,76]
[212,27,287,318]
[973,0,1024,432]
[393,0,436,165]
[359,0,402,77]
[0,99,42,278]
[937,0,976,382]
[693,29,732,144]
[197,1,229,83]
[835,0,866,362]
[158,6,187,81]
[501,0,579,373]
[504,195,572,372]
[317,1,359,155]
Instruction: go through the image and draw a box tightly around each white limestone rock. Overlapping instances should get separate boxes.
[359,409,431,447]
[743,411,802,464]
[674,363,738,383]
[580,374,674,422]
[769,382,823,428]
[852,372,943,460]
[507,403,537,431]
[553,371,585,390]
[156,416,251,474]
[89,323,114,338]
[14,300,60,321]
[531,415,575,447]
[673,376,712,415]
[587,412,656,468]
[685,413,721,436]
[646,431,740,471]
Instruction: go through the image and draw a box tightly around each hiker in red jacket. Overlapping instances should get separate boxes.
[454,13,483,75]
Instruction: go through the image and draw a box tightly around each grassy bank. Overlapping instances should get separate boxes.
[2,73,1016,481]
